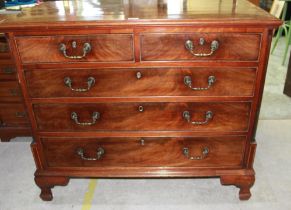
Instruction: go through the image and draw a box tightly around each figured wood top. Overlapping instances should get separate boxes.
[0,0,281,30]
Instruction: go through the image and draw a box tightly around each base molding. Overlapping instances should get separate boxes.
[34,169,255,201]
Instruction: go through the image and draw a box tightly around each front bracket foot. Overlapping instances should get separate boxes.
[35,176,69,201]
[220,174,255,200]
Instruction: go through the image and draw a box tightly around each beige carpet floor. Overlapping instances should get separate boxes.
[260,38,291,119]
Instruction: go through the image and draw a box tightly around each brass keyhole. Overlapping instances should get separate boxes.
[138,106,144,112]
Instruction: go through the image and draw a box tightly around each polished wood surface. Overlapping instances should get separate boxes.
[16,35,134,63]
[0,0,281,29]
[0,66,16,80]
[42,136,245,168]
[0,36,9,53]
[0,36,31,142]
[141,33,261,61]
[0,81,22,102]
[25,67,256,98]
[0,103,29,127]
[0,0,281,201]
[248,0,260,5]
[33,102,250,132]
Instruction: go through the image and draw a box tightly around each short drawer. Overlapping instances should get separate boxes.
[0,81,22,102]
[141,33,261,61]
[0,103,29,127]
[0,66,16,80]
[42,136,246,168]
[16,34,134,63]
[33,102,250,132]
[25,67,256,98]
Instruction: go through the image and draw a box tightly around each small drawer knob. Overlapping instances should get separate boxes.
[136,71,142,79]
[138,106,144,112]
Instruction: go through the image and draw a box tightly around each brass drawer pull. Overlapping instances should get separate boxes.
[183,147,209,160]
[184,75,216,91]
[64,77,95,92]
[9,89,20,96]
[0,119,6,127]
[0,43,9,53]
[76,147,105,160]
[2,67,15,74]
[185,39,219,57]
[183,110,213,125]
[59,42,91,59]
[15,112,26,118]
[71,112,100,126]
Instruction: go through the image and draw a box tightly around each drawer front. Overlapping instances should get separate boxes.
[141,33,261,61]
[16,35,134,63]
[0,36,9,53]
[42,136,246,168]
[0,81,22,102]
[34,102,250,132]
[0,104,29,127]
[25,67,256,98]
[0,66,16,80]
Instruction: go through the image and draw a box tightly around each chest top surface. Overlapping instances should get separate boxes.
[0,0,281,30]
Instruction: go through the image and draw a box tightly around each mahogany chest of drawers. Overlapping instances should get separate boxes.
[0,35,31,142]
[0,0,281,201]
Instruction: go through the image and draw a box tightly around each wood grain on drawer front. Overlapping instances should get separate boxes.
[0,104,29,127]
[42,136,246,168]
[141,33,261,61]
[25,67,256,98]
[0,66,16,81]
[0,81,22,102]
[16,35,134,63]
[33,102,250,132]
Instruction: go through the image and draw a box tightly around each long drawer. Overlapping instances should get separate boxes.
[16,35,134,63]
[25,67,256,98]
[0,103,29,127]
[42,136,246,168]
[141,33,261,61]
[33,102,250,132]
[0,81,22,102]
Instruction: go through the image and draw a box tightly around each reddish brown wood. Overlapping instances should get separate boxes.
[0,103,29,127]
[34,175,69,201]
[220,174,255,200]
[0,0,281,30]
[0,65,16,80]
[16,35,134,64]
[0,36,9,53]
[25,67,256,98]
[0,35,32,142]
[33,102,251,132]
[0,0,281,201]
[0,127,31,142]
[141,33,261,61]
[248,0,260,6]
[0,81,22,102]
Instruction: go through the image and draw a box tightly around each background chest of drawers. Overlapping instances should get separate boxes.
[0,0,280,201]
[0,35,31,142]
